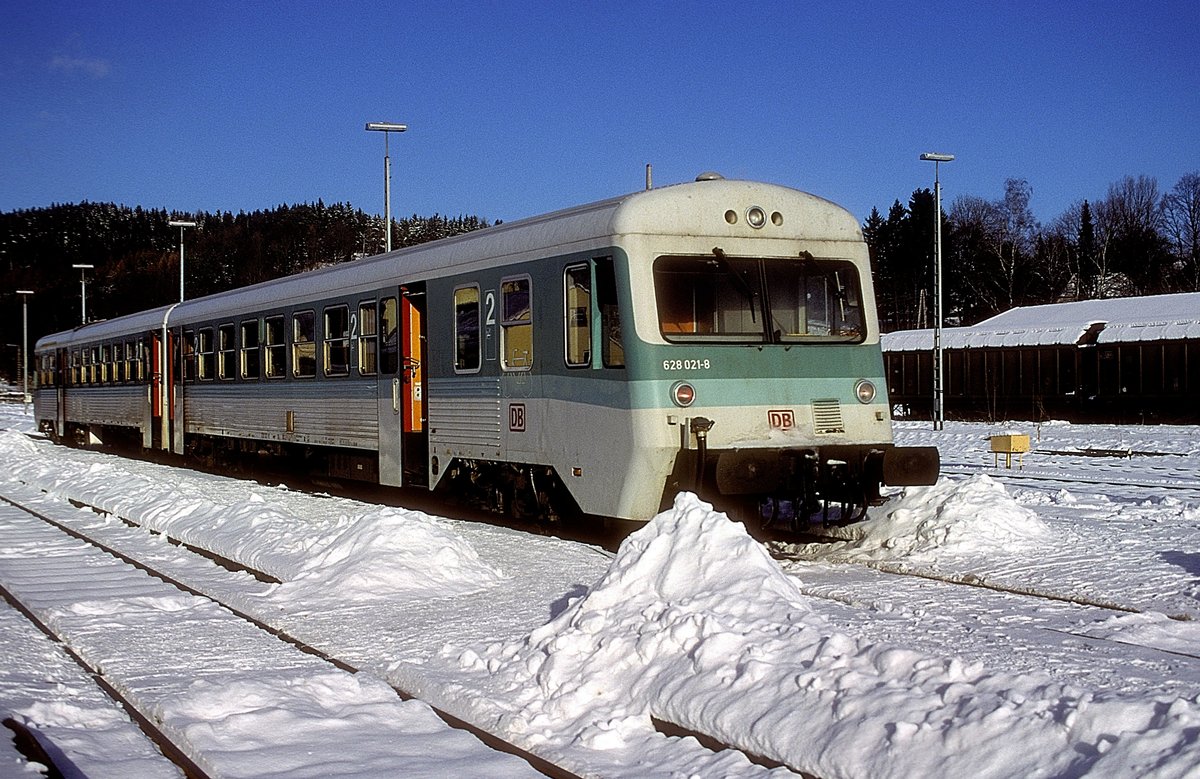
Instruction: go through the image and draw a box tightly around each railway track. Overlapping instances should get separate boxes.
[773,542,1151,616]
[0,475,812,778]
[771,542,1200,670]
[940,462,1200,495]
[0,485,580,779]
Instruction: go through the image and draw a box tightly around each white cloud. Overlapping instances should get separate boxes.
[49,55,112,79]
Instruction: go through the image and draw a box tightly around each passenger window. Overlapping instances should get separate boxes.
[218,324,236,380]
[124,341,137,383]
[453,286,481,373]
[183,331,196,381]
[324,305,349,377]
[197,328,214,380]
[241,320,261,379]
[292,311,316,378]
[380,298,399,375]
[358,301,377,375]
[264,316,285,378]
[501,276,532,371]
[564,264,591,368]
[100,345,110,384]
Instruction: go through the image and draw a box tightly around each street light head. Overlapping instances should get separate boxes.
[16,290,33,295]
[72,264,94,270]
[168,220,197,228]
[920,152,956,162]
[365,122,408,133]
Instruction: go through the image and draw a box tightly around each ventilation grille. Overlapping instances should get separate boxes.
[811,399,845,435]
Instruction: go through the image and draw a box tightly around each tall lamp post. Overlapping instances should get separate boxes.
[365,121,408,253]
[920,152,955,431]
[16,289,33,404]
[168,220,197,302]
[72,263,94,324]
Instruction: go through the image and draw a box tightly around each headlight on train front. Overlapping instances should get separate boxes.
[854,379,877,404]
[671,381,696,407]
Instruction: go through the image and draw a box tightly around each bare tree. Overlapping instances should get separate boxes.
[1162,172,1200,291]
[1096,175,1169,294]
[947,179,1044,319]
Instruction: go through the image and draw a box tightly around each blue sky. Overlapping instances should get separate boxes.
[2,1,1197,226]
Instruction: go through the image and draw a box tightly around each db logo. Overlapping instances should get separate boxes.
[768,410,795,430]
[509,403,526,432]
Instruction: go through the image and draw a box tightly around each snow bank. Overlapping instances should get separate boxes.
[0,429,39,455]
[830,474,1052,563]
[0,431,505,606]
[441,492,1200,778]
[0,434,316,580]
[272,508,508,605]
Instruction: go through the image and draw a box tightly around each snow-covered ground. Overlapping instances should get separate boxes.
[2,402,1200,778]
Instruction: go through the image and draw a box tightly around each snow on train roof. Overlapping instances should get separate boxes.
[881,292,1200,352]
[37,178,861,349]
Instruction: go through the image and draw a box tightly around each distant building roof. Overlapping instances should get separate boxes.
[881,292,1200,352]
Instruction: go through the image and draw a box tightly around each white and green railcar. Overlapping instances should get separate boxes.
[35,174,937,527]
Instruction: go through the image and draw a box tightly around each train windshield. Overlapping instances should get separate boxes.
[653,254,865,344]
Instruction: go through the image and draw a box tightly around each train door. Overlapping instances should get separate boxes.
[376,286,427,488]
[150,331,163,449]
[55,347,67,438]
[141,337,154,449]
[400,286,427,485]
[172,328,186,455]
[378,293,403,487]
[149,330,177,451]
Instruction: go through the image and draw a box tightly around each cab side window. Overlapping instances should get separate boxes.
[564,264,591,368]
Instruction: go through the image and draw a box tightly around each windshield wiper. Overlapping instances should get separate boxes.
[711,247,758,323]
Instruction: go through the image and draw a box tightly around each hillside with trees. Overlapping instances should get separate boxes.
[3,171,1197,382]
[0,202,489,381]
[865,172,1200,330]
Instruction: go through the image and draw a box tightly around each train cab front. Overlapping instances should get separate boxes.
[663,430,939,532]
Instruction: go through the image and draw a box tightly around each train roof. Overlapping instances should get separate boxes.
[37,177,861,350]
[881,292,1200,352]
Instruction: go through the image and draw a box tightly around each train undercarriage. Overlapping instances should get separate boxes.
[665,437,941,533]
[43,418,937,537]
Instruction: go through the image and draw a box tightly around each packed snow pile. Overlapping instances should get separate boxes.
[827,474,1052,564]
[0,428,39,456]
[0,430,507,603]
[439,492,1200,778]
[272,507,508,605]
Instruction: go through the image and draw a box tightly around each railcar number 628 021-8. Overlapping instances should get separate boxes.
[34,174,938,530]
